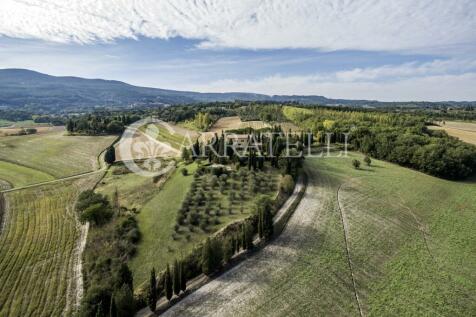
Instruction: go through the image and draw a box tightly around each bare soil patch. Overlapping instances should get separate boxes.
[210,116,269,133]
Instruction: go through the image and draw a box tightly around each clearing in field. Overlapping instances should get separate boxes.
[429,121,476,145]
[164,153,476,317]
[0,129,115,178]
[128,162,280,288]
[0,175,100,317]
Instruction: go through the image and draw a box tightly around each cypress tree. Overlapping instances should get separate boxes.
[109,295,117,317]
[212,239,223,270]
[258,209,264,239]
[235,232,241,252]
[173,259,181,296]
[231,235,236,254]
[263,207,274,240]
[223,238,233,264]
[104,146,116,165]
[115,263,133,291]
[148,268,157,312]
[165,264,173,301]
[201,238,213,275]
[243,223,254,250]
[95,302,104,317]
[180,260,187,292]
[115,283,135,317]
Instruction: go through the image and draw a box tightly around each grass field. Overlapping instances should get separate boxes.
[0,119,37,128]
[0,160,54,188]
[164,153,476,317]
[96,163,166,211]
[430,121,476,145]
[0,175,99,317]
[0,130,115,178]
[128,162,199,287]
[129,162,280,288]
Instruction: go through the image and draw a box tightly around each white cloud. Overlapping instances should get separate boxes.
[0,0,475,53]
[179,60,476,101]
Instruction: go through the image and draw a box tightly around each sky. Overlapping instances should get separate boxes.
[1,0,476,101]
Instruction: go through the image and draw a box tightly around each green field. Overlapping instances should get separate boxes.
[248,154,476,316]
[0,120,37,128]
[0,160,54,188]
[128,162,198,287]
[95,163,166,211]
[0,175,100,317]
[0,130,115,178]
[129,162,280,287]
[164,153,475,316]
[141,123,198,151]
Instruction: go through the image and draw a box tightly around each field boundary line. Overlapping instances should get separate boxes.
[337,180,364,317]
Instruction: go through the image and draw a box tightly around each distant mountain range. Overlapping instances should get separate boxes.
[0,69,474,111]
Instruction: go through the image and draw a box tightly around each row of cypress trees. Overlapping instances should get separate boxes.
[147,260,187,312]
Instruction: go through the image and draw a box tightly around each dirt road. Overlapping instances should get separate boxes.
[161,162,359,317]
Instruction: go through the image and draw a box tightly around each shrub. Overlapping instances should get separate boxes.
[280,175,295,195]
[181,168,188,176]
[79,202,112,225]
[352,159,361,169]
[364,155,371,166]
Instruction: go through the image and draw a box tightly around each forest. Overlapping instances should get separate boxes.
[282,106,476,179]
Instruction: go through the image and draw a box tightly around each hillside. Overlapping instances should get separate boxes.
[162,154,476,317]
[1,69,475,111]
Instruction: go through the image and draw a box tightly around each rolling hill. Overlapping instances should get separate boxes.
[2,69,474,111]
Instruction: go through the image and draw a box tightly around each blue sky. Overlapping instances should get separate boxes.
[1,0,476,101]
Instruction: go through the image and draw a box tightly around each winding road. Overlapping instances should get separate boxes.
[158,162,360,317]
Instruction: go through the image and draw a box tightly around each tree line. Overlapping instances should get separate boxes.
[286,105,476,180]
[66,113,141,135]
[76,190,140,317]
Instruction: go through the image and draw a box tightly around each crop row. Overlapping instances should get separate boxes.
[0,183,80,316]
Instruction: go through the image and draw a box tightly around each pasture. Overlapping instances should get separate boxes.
[164,154,476,316]
[430,121,476,145]
[0,175,99,317]
[0,129,115,178]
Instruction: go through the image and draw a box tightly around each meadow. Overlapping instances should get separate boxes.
[164,153,476,316]
[0,175,100,317]
[0,130,115,178]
